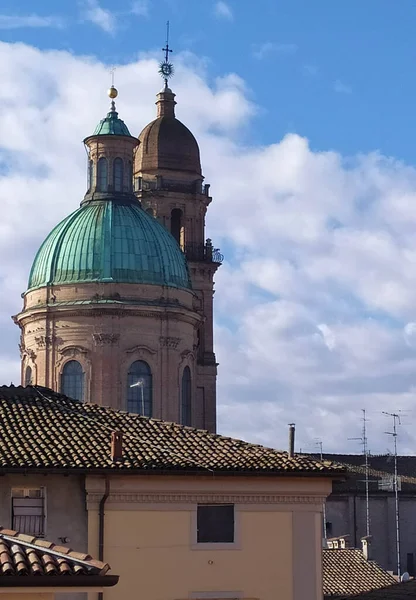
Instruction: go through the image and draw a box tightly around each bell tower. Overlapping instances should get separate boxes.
[133,37,222,433]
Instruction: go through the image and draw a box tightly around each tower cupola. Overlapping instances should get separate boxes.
[83,86,138,201]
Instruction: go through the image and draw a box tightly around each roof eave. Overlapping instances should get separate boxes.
[0,574,119,588]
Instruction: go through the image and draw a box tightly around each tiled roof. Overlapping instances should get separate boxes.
[318,454,416,493]
[0,386,344,475]
[348,579,416,598]
[0,527,118,588]
[323,549,397,598]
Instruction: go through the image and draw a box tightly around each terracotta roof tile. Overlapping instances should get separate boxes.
[0,527,110,577]
[347,579,416,598]
[323,549,397,597]
[0,386,344,475]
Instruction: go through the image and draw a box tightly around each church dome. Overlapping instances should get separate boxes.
[136,86,202,176]
[28,200,191,291]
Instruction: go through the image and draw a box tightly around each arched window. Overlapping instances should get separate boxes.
[113,157,124,192]
[61,360,84,401]
[127,361,152,416]
[181,366,192,426]
[88,159,94,191]
[171,209,184,249]
[24,366,32,386]
[128,161,133,192]
[97,157,108,192]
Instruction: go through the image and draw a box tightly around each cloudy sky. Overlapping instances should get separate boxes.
[2,0,416,454]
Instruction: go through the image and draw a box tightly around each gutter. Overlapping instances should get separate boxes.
[98,477,110,600]
[0,575,119,588]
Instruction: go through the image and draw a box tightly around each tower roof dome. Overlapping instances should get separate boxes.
[136,86,202,176]
[28,200,191,291]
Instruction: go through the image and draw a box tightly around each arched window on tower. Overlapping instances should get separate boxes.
[88,159,94,192]
[181,366,192,426]
[127,361,152,416]
[128,160,133,192]
[113,157,124,192]
[24,366,33,386]
[171,208,184,250]
[61,360,84,401]
[97,157,108,192]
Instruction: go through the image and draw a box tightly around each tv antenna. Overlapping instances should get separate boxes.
[348,409,370,537]
[383,411,401,578]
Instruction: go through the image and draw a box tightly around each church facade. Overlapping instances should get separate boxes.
[13,82,221,432]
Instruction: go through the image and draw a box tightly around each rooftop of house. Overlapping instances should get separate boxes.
[0,526,118,588]
[0,385,344,476]
[345,579,416,598]
[323,547,397,598]
[315,453,416,493]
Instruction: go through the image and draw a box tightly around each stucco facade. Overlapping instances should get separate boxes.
[86,474,331,600]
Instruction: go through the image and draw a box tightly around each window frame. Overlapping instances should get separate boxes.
[191,504,240,550]
[181,366,192,426]
[11,487,46,538]
[113,157,124,192]
[97,156,108,192]
[126,360,153,417]
[60,359,85,402]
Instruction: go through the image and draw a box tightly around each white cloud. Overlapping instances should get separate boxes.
[3,42,416,453]
[81,0,116,33]
[131,0,149,17]
[252,42,297,60]
[0,14,64,29]
[214,1,233,21]
[334,79,352,94]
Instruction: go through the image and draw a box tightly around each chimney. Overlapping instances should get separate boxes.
[288,423,295,457]
[361,536,372,560]
[111,431,123,462]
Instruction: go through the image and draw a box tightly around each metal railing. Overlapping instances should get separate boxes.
[184,241,223,264]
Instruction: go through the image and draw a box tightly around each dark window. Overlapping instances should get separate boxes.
[407,553,415,576]
[171,208,184,248]
[97,157,108,191]
[113,157,124,192]
[61,360,84,401]
[88,159,94,191]
[146,208,154,217]
[12,488,45,537]
[325,521,333,537]
[24,366,32,386]
[197,504,234,543]
[128,160,133,191]
[181,366,192,426]
[127,360,152,417]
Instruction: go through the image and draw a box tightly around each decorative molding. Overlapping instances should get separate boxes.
[93,333,120,345]
[159,336,181,349]
[19,341,37,361]
[87,492,326,505]
[34,335,55,348]
[126,344,157,356]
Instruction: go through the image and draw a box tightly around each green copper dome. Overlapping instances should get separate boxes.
[28,201,191,290]
[92,108,131,137]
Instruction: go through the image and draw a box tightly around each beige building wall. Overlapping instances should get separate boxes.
[86,474,331,600]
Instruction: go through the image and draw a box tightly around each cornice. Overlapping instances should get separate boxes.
[87,492,326,505]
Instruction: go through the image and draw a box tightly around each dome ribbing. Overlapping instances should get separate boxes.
[28,200,191,290]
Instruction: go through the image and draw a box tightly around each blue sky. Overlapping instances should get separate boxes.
[2,0,416,160]
[4,0,416,452]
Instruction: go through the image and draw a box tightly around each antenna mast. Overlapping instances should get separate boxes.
[362,409,370,537]
[383,411,401,578]
[316,439,327,541]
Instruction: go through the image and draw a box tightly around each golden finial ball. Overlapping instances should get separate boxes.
[108,86,118,99]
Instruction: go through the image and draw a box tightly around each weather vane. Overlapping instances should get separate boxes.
[159,21,174,85]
